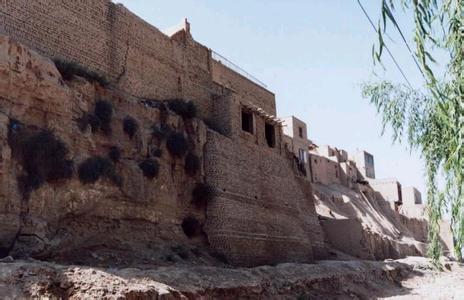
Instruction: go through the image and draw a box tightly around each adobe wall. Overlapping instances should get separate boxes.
[211,60,276,115]
[370,179,402,204]
[339,161,357,188]
[282,117,311,174]
[352,150,375,179]
[320,218,373,260]
[0,0,213,117]
[309,153,341,185]
[204,130,326,266]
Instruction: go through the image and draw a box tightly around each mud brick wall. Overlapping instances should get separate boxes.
[205,130,326,266]
[1,0,329,266]
[211,60,276,115]
[0,0,212,117]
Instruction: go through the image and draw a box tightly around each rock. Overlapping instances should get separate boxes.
[0,256,14,263]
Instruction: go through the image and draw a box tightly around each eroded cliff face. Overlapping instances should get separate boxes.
[0,34,327,268]
[313,183,431,260]
[0,35,214,266]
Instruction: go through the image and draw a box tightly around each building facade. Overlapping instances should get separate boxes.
[0,0,327,266]
[351,149,376,179]
[282,116,311,177]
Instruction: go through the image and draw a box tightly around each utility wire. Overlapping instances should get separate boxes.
[357,0,413,88]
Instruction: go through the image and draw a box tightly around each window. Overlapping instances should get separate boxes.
[298,149,306,162]
[397,184,403,203]
[241,109,253,133]
[298,126,303,138]
[265,123,275,148]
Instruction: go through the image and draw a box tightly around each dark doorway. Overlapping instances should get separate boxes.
[265,123,275,148]
[242,110,254,133]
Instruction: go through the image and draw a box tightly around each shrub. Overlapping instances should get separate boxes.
[94,100,113,135]
[191,183,215,207]
[77,113,101,133]
[108,146,121,163]
[151,148,162,158]
[123,116,138,139]
[17,174,43,198]
[181,216,201,238]
[166,133,188,157]
[94,100,112,125]
[138,159,159,179]
[151,123,172,140]
[53,59,109,87]
[184,152,200,176]
[78,156,121,186]
[8,127,74,198]
[167,99,197,119]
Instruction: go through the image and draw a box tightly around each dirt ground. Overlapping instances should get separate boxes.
[380,257,464,300]
[0,256,462,299]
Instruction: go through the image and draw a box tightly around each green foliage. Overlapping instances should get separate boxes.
[53,59,108,87]
[365,0,463,262]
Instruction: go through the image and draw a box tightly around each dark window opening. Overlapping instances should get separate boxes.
[241,110,253,133]
[298,126,303,138]
[265,123,276,148]
[397,184,403,203]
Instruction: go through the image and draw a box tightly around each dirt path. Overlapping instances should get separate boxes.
[0,256,462,299]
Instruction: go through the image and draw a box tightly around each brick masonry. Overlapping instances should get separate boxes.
[0,0,326,265]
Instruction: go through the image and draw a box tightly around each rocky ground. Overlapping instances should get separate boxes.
[380,257,464,300]
[0,256,462,299]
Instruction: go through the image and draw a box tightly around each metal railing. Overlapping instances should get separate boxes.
[211,50,268,89]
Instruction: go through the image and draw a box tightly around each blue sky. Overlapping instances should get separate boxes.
[115,0,429,199]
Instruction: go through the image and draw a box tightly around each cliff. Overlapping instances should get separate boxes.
[0,35,213,266]
[313,182,450,260]
[0,32,327,267]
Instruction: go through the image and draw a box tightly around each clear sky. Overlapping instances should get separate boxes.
[115,0,429,200]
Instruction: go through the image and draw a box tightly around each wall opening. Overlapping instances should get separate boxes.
[241,109,254,134]
[298,126,303,138]
[265,123,276,147]
[298,149,306,162]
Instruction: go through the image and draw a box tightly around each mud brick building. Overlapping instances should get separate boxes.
[0,0,326,266]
